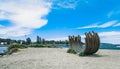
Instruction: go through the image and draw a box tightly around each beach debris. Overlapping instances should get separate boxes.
[68,31,100,55]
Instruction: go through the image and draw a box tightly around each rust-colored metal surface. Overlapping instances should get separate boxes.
[68,31,100,55]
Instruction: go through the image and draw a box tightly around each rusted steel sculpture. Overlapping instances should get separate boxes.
[68,31,100,55]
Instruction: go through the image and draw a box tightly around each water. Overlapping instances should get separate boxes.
[100,43,120,50]
[56,45,70,48]
[116,46,120,48]
[0,46,8,53]
[57,44,120,50]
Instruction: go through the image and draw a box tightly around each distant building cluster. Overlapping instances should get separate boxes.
[0,42,7,45]
[0,36,69,45]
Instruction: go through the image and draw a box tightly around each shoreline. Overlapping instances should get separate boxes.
[0,48,120,69]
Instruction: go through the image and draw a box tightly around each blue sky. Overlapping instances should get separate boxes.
[0,0,120,44]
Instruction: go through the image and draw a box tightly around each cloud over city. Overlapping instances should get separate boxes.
[0,0,79,37]
[0,0,51,37]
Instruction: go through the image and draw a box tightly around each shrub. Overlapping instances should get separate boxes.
[28,44,56,48]
[7,43,27,55]
[29,44,47,47]
[79,52,85,56]
[8,48,19,55]
[67,48,77,54]
[8,43,27,50]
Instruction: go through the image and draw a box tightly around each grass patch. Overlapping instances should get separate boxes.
[79,52,85,56]
[67,48,77,54]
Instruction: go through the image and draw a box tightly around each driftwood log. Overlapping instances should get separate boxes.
[68,31,100,55]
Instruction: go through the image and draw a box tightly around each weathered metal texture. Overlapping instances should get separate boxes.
[68,35,83,53]
[68,31,100,55]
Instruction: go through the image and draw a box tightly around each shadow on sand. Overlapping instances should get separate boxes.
[82,54,109,58]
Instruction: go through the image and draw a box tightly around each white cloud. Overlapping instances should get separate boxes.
[0,26,32,37]
[99,31,120,37]
[113,23,120,27]
[99,20,117,28]
[76,22,99,29]
[0,0,52,37]
[49,0,79,9]
[47,37,68,41]
[47,31,120,44]
[46,35,85,43]
[76,20,118,29]
[99,31,120,44]
[0,0,80,37]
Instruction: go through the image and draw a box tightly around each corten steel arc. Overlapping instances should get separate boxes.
[68,31,100,55]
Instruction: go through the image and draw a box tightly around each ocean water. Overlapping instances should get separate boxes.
[57,44,120,50]
[0,46,8,53]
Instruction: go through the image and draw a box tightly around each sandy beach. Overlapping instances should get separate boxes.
[0,48,120,69]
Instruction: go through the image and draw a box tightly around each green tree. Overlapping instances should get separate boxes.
[42,38,45,44]
[65,40,69,45]
[10,40,17,44]
[26,37,31,44]
[17,40,22,44]
[22,40,26,44]
[6,39,11,45]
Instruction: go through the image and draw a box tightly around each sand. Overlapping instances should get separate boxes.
[0,48,120,69]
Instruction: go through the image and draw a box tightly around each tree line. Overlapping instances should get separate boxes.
[0,36,69,45]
